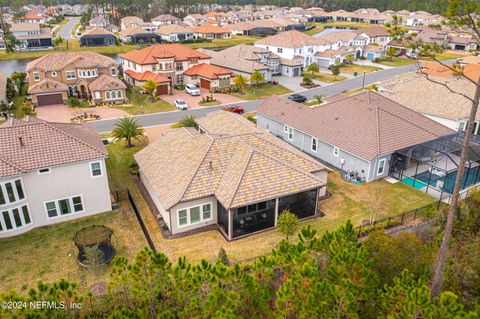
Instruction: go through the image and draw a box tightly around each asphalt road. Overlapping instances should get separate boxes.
[57,17,80,40]
[92,62,423,133]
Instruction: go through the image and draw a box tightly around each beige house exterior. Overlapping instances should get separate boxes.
[26,51,126,106]
[0,117,111,238]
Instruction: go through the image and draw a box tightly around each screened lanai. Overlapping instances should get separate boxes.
[389,132,480,201]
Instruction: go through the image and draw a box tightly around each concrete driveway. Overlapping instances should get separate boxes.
[162,88,244,110]
[273,75,324,92]
[37,104,128,123]
[57,17,79,40]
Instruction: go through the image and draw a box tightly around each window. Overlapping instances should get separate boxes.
[0,205,31,233]
[0,179,26,206]
[33,72,40,81]
[152,64,156,71]
[117,90,122,98]
[176,74,184,83]
[90,161,102,177]
[287,127,294,141]
[111,68,117,76]
[284,125,288,133]
[377,158,386,175]
[277,48,283,53]
[106,91,111,100]
[44,196,84,219]
[458,121,467,131]
[311,138,318,152]
[95,91,101,99]
[333,146,339,157]
[51,71,57,77]
[111,91,116,99]
[177,202,212,227]
[38,168,51,174]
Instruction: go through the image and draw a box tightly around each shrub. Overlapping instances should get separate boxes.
[302,76,313,85]
[174,83,185,90]
[217,247,229,265]
[67,97,81,107]
[358,218,401,237]
[276,210,299,239]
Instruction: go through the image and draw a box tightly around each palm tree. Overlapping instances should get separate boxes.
[233,75,248,94]
[314,95,323,104]
[306,62,319,79]
[250,70,265,87]
[112,117,144,148]
[175,115,198,129]
[143,80,158,101]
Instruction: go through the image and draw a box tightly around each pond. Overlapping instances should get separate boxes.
[0,53,122,76]
[313,26,357,38]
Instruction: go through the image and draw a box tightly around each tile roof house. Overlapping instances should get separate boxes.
[118,26,161,45]
[155,24,194,42]
[152,14,181,26]
[80,27,116,47]
[183,63,235,90]
[188,24,232,40]
[120,43,213,90]
[17,9,49,24]
[0,117,111,238]
[183,14,208,27]
[135,111,328,240]
[26,51,126,106]
[9,23,53,51]
[197,44,276,80]
[354,26,392,46]
[120,16,144,30]
[257,91,453,182]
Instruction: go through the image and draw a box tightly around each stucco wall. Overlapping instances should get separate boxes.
[0,159,111,238]
[169,196,218,235]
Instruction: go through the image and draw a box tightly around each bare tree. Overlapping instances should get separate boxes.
[416,0,480,298]
[367,185,384,224]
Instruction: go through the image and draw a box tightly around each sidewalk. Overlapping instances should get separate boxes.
[355,60,392,69]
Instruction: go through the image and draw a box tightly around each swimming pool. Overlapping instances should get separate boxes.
[401,177,427,189]
[413,166,480,194]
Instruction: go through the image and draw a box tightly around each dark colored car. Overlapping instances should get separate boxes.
[288,94,307,103]
[223,105,245,114]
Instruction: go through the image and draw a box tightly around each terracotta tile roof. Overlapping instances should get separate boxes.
[188,24,231,34]
[119,26,154,37]
[280,58,303,66]
[121,16,143,25]
[26,51,117,72]
[0,117,107,179]
[316,31,356,43]
[314,48,344,58]
[135,112,326,209]
[379,72,479,121]
[257,91,453,161]
[81,27,114,36]
[27,78,67,94]
[255,30,329,48]
[420,61,480,83]
[10,22,41,32]
[124,69,170,83]
[355,26,390,37]
[183,63,235,79]
[89,15,107,25]
[155,24,193,35]
[152,14,181,22]
[120,43,211,65]
[198,45,270,74]
[89,74,126,91]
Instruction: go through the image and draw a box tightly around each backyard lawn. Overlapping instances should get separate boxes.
[115,87,176,115]
[0,209,147,292]
[232,83,291,100]
[340,63,382,75]
[105,140,439,265]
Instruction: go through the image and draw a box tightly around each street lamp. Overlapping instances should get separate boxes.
[361,71,366,89]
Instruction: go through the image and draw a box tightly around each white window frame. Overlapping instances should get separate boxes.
[90,161,103,178]
[287,127,294,141]
[177,202,213,228]
[0,178,26,207]
[44,195,85,220]
[66,70,76,80]
[333,146,340,157]
[283,125,288,133]
[37,168,51,175]
[0,204,32,233]
[311,137,318,153]
[33,72,40,81]
[377,158,386,176]
[111,68,117,76]
[458,120,467,131]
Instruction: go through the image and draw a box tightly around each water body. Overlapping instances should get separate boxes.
[313,26,357,38]
[0,53,122,76]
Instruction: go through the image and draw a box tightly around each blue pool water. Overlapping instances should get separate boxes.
[413,166,480,194]
[401,177,427,189]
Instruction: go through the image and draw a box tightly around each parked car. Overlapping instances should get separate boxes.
[174,99,188,110]
[223,105,245,114]
[185,84,201,96]
[288,94,307,103]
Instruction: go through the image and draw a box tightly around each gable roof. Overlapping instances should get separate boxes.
[135,112,327,210]
[27,77,67,94]
[183,63,235,79]
[355,25,390,37]
[120,43,211,65]
[257,91,453,161]
[89,74,126,91]
[0,117,107,179]
[255,30,329,48]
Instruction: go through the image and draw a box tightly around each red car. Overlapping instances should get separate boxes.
[223,106,245,114]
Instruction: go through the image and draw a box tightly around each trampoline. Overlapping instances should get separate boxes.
[73,225,116,267]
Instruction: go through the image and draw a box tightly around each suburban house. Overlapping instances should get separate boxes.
[378,63,480,135]
[0,117,111,238]
[256,91,453,183]
[80,27,116,47]
[226,21,278,36]
[354,26,392,46]
[89,15,108,28]
[183,14,208,27]
[17,9,49,24]
[447,35,478,51]
[152,14,182,26]
[120,16,144,30]
[183,63,235,90]
[121,43,212,88]
[188,24,232,39]
[197,44,277,80]
[123,70,171,95]
[156,25,194,42]
[254,30,332,69]
[135,111,328,240]
[26,51,126,106]
[10,23,53,51]
[119,27,161,44]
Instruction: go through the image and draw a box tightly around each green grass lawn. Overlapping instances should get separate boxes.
[186,36,261,49]
[304,21,375,35]
[377,57,417,67]
[232,83,292,100]
[114,87,176,115]
[420,51,465,61]
[340,63,382,75]
[307,71,348,83]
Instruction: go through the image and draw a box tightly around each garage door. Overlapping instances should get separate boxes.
[200,79,211,90]
[37,93,63,106]
[293,67,300,77]
[156,84,168,95]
